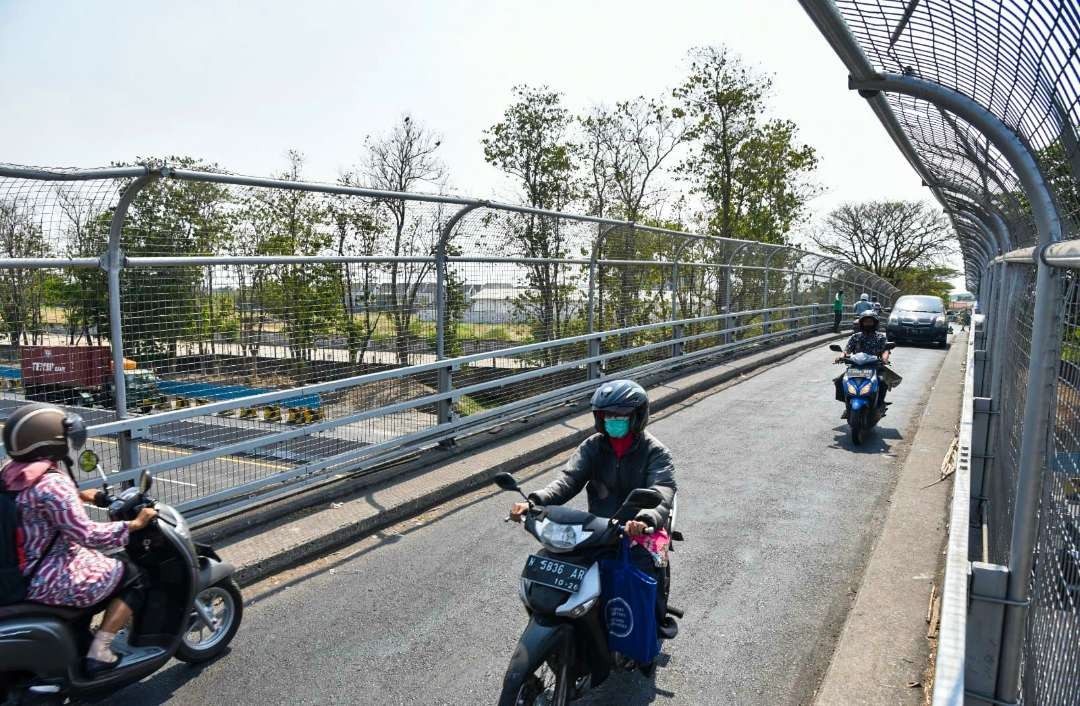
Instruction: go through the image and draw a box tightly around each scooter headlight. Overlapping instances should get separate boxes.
[859,381,874,395]
[540,520,579,550]
[846,381,859,395]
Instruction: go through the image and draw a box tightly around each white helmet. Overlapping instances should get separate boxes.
[860,293,869,301]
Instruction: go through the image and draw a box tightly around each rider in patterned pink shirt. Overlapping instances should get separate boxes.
[1,459,128,607]
[1,403,157,675]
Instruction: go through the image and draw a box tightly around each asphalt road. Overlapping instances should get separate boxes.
[97,340,950,706]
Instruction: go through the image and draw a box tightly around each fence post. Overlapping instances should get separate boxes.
[965,562,1010,705]
[106,170,154,471]
[435,203,482,442]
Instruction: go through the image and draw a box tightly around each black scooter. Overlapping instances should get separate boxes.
[0,450,242,705]
[493,472,684,706]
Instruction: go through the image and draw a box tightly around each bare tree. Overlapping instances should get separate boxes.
[329,180,384,365]
[580,97,687,222]
[364,115,446,366]
[580,97,687,335]
[808,201,955,283]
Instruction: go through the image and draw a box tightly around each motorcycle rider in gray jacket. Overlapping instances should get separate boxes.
[509,379,677,634]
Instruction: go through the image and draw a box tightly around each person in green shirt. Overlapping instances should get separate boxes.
[833,290,845,333]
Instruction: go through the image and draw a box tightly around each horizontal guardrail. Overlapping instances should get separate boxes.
[85,305,836,518]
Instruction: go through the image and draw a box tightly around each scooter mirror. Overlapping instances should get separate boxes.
[138,470,153,494]
[492,472,521,493]
[829,344,843,353]
[78,449,99,473]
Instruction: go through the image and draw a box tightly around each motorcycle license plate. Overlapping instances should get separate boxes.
[847,368,875,378]
[522,555,588,593]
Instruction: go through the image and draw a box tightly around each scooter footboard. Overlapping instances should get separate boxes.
[497,617,573,706]
[0,618,79,680]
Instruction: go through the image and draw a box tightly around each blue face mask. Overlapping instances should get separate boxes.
[604,417,631,438]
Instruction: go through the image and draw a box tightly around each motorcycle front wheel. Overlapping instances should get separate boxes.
[176,579,244,663]
[850,411,864,445]
[503,637,573,706]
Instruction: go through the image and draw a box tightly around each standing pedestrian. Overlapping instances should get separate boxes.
[833,290,845,333]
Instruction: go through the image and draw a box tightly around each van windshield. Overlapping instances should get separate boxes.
[894,296,944,313]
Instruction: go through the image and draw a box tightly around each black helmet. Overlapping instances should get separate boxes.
[2,403,87,464]
[857,311,881,329]
[590,379,649,435]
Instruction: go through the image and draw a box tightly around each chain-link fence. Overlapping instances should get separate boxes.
[800,1,1079,704]
[0,162,894,519]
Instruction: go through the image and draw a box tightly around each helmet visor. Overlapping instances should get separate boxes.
[63,415,87,452]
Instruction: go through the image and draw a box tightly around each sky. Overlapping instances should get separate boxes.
[0,0,965,286]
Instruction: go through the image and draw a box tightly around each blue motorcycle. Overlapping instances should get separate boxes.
[830,343,896,444]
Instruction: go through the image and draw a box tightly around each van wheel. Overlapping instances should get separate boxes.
[176,579,243,663]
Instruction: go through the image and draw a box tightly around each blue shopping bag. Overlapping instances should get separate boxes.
[599,536,660,665]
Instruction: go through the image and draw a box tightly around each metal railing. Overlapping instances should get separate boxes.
[0,163,896,521]
[800,2,1079,704]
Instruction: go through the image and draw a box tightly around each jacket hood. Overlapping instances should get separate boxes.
[1,459,57,491]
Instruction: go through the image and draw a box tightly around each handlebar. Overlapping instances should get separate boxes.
[505,508,654,534]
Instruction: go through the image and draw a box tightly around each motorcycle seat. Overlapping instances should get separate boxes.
[0,602,87,622]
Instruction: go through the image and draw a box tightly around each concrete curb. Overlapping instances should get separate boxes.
[813,334,966,705]
[206,332,845,587]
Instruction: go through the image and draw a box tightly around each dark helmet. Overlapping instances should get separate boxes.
[857,311,881,330]
[2,403,87,464]
[590,379,649,435]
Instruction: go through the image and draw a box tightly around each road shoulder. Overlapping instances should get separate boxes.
[813,335,966,705]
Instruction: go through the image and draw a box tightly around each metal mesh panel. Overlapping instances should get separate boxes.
[0,163,895,515]
[0,168,128,471]
[1025,270,1080,704]
[987,266,1037,566]
[834,0,1080,246]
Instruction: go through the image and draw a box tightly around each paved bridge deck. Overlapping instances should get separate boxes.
[101,340,950,705]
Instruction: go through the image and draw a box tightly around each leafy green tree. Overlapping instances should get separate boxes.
[245,151,338,366]
[893,265,958,299]
[483,85,580,356]
[0,201,49,346]
[441,243,468,358]
[674,46,818,243]
[1038,138,1080,233]
[55,186,110,345]
[109,156,234,371]
[580,97,687,339]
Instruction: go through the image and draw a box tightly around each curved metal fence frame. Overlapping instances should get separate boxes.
[800,1,1079,704]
